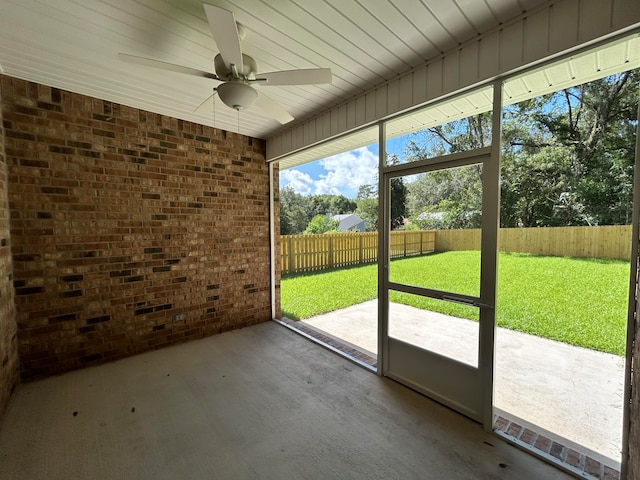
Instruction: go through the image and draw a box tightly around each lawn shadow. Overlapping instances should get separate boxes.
[281,260,378,280]
[282,252,446,281]
[281,310,301,321]
[501,251,628,265]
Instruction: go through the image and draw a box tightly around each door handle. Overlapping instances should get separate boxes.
[441,294,474,305]
[441,295,493,309]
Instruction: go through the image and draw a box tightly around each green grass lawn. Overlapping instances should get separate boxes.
[281,251,630,356]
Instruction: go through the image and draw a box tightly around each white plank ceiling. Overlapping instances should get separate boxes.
[0,0,551,140]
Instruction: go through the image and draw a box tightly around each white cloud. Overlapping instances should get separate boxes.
[280,169,315,195]
[315,147,378,196]
[280,147,378,197]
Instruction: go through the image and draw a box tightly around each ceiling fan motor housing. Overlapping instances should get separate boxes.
[214,53,257,80]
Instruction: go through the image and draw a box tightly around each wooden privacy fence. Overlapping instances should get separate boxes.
[434,225,631,260]
[280,225,631,275]
[281,230,435,274]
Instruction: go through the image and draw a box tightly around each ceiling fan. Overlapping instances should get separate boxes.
[119,3,332,124]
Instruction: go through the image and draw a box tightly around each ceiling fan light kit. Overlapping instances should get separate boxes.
[119,3,332,126]
[216,82,257,110]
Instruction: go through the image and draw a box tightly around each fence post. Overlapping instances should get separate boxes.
[359,234,363,263]
[328,235,333,269]
[404,231,407,257]
[288,236,294,274]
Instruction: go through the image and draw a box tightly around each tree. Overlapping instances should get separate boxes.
[329,195,358,216]
[304,214,340,235]
[356,197,378,232]
[500,70,639,227]
[355,184,378,232]
[405,112,492,160]
[351,155,407,232]
[388,155,407,230]
[550,71,637,225]
[308,194,357,218]
[279,189,357,235]
[401,113,488,230]
[407,165,483,230]
[356,184,376,200]
[500,146,581,227]
[279,186,312,235]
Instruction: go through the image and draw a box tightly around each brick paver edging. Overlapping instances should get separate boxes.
[494,415,620,480]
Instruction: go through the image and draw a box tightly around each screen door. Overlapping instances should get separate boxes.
[380,148,498,423]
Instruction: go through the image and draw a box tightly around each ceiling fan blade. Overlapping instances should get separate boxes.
[203,4,244,74]
[193,92,218,116]
[255,92,294,124]
[119,53,218,79]
[256,68,332,86]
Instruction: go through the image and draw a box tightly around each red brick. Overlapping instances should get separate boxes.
[603,465,620,480]
[493,415,509,431]
[534,435,552,453]
[565,448,581,468]
[584,456,601,476]
[506,421,523,438]
[549,441,564,460]
[519,428,537,445]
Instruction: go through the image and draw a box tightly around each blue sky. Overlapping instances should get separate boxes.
[279,136,411,199]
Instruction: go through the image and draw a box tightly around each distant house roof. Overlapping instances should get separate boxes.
[332,214,366,232]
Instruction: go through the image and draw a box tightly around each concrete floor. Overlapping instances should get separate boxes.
[302,300,625,467]
[0,321,574,480]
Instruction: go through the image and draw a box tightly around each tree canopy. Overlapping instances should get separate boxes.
[304,214,340,234]
[279,187,357,235]
[353,155,407,231]
[500,71,638,227]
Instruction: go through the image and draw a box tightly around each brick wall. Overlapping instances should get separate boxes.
[0,81,19,415]
[1,75,272,379]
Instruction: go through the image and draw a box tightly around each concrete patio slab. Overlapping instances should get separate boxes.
[301,300,625,468]
[0,322,575,480]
